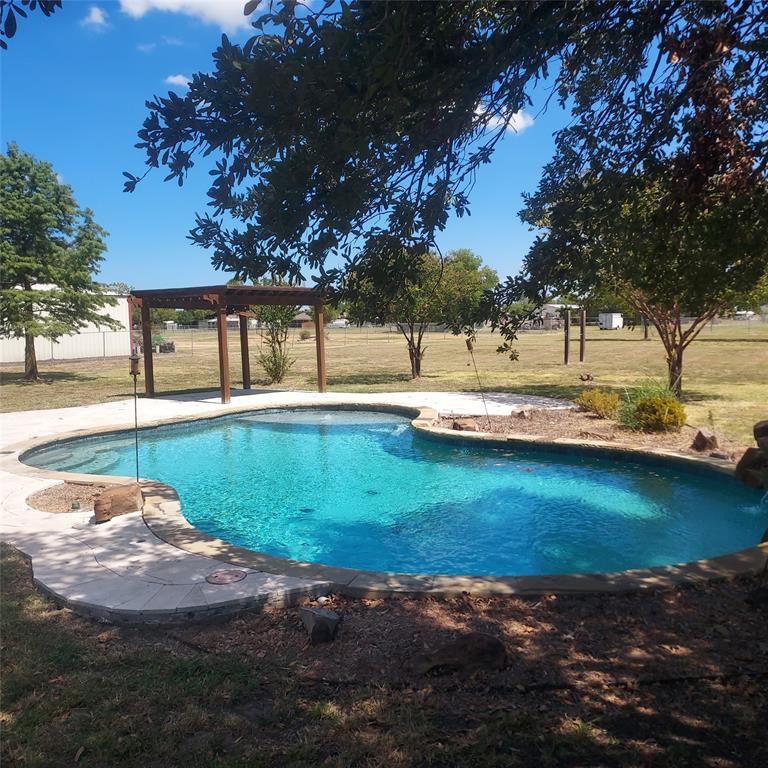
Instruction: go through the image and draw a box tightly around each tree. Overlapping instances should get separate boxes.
[0,144,118,380]
[518,169,768,396]
[513,10,768,396]
[125,1,768,299]
[346,248,497,378]
[251,279,298,384]
[1,1,61,51]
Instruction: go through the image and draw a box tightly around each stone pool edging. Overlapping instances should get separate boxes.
[3,396,767,611]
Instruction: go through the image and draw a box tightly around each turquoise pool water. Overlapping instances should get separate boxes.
[24,409,767,576]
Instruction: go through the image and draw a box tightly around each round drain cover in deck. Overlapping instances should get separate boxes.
[206,569,247,585]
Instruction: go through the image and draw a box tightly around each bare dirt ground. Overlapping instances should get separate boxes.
[438,408,750,459]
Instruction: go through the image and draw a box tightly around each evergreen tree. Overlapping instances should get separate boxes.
[0,144,118,380]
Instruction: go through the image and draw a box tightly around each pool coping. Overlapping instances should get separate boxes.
[5,399,767,598]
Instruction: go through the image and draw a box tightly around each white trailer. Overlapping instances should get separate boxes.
[598,312,624,330]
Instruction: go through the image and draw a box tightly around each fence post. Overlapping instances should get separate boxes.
[579,310,586,363]
[564,310,571,365]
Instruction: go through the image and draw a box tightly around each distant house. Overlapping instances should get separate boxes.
[290,312,314,329]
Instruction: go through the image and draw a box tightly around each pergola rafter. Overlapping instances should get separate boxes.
[129,284,326,403]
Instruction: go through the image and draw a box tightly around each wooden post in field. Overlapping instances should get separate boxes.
[140,300,155,397]
[564,310,571,365]
[314,303,326,392]
[579,309,586,363]
[239,314,251,390]
[216,304,230,404]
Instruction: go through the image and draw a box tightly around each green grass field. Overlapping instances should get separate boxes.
[1,320,766,443]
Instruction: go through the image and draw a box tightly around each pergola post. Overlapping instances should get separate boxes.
[239,314,251,390]
[140,300,155,397]
[216,304,231,404]
[314,302,326,393]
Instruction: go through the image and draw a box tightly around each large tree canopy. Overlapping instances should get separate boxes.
[0,143,117,380]
[125,0,768,295]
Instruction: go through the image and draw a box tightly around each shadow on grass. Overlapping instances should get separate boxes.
[327,372,418,387]
[3,539,766,768]
[0,371,99,385]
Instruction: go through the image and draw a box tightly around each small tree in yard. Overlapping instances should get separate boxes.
[0,144,118,381]
[251,280,297,384]
[346,248,497,379]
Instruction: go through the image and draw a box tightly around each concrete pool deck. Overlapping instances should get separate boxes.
[1,389,766,624]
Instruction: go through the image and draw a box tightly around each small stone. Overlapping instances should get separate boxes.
[517,410,531,420]
[452,418,480,432]
[735,448,768,490]
[299,606,340,644]
[691,428,718,452]
[316,595,330,606]
[709,450,731,461]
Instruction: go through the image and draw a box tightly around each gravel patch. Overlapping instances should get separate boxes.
[27,482,108,513]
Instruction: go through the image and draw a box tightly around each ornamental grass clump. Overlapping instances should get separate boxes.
[575,388,620,419]
[618,381,686,432]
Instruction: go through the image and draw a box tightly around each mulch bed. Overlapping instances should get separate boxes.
[438,408,748,459]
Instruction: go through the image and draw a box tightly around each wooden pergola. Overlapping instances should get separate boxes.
[129,284,326,404]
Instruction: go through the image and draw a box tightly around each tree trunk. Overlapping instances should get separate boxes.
[666,345,683,397]
[408,343,422,378]
[24,333,40,381]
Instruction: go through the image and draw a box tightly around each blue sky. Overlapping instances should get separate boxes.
[2,1,567,289]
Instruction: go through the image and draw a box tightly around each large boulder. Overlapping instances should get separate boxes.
[452,418,480,432]
[734,447,768,490]
[299,606,340,644]
[94,483,144,524]
[754,420,768,452]
[691,428,718,452]
[405,632,507,676]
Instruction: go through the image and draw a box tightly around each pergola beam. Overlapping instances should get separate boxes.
[216,303,230,404]
[314,302,326,393]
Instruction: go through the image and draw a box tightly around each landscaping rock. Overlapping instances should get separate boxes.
[754,420,768,452]
[709,450,732,461]
[452,418,480,432]
[406,632,507,676]
[299,606,340,644]
[735,448,768,490]
[691,428,718,452]
[94,483,144,524]
[517,409,531,419]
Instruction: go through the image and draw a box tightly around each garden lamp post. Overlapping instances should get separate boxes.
[129,354,140,483]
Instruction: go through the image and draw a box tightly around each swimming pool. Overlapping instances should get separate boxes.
[23,408,767,577]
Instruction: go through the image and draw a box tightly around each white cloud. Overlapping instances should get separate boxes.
[120,0,255,33]
[137,42,157,53]
[81,5,109,30]
[165,74,191,89]
[161,35,184,46]
[475,105,535,135]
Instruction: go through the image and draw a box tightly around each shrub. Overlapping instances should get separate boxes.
[618,381,686,431]
[575,388,620,418]
[632,395,686,431]
[257,348,294,384]
[299,329,312,341]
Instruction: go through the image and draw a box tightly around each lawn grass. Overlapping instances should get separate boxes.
[2,544,767,767]
[1,320,766,443]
